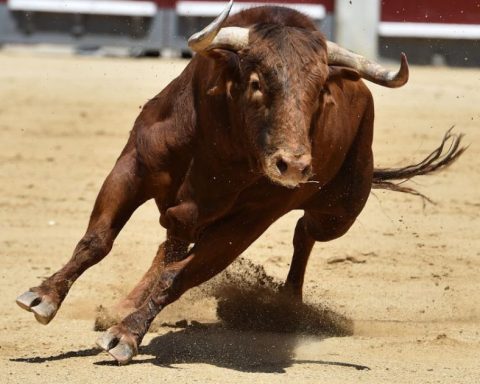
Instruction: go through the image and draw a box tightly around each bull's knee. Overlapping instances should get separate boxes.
[306,215,356,242]
[73,231,114,265]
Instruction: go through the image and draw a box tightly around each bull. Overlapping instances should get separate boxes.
[16,1,464,365]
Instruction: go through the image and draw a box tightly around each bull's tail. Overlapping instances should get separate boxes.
[372,127,467,203]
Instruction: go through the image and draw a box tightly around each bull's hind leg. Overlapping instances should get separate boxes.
[284,212,357,300]
[283,216,315,300]
[284,102,374,300]
[96,208,278,364]
[16,151,148,324]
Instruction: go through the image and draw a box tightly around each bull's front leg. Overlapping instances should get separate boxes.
[16,151,150,325]
[96,207,279,365]
[112,237,189,317]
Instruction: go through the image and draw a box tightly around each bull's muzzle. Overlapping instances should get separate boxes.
[265,149,313,188]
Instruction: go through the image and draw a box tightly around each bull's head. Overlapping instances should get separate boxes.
[189,0,408,188]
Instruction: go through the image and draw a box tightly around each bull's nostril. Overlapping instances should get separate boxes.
[276,158,288,174]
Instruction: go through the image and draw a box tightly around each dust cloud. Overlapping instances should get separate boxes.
[95,257,353,336]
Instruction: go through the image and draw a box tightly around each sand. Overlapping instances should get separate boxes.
[1,50,479,383]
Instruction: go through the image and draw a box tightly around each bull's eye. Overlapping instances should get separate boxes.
[249,72,263,99]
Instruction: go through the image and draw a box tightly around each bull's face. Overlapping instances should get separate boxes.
[189,1,408,187]
[231,26,328,188]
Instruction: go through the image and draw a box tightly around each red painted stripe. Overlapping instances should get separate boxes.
[148,0,176,7]
[381,0,480,25]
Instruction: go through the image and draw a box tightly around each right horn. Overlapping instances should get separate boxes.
[188,0,249,53]
[327,41,409,88]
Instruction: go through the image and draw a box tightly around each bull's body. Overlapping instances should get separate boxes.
[16,4,464,365]
[140,7,373,243]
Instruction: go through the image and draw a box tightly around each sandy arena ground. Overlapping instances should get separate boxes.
[1,50,479,383]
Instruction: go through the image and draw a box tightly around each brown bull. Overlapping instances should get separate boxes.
[16,1,464,365]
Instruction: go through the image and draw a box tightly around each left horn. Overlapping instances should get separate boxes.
[188,0,249,53]
[327,41,409,88]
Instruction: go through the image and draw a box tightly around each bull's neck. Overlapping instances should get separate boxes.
[196,103,255,175]
[190,57,260,186]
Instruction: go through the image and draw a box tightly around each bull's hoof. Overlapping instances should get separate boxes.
[16,290,58,325]
[278,283,303,302]
[96,326,138,365]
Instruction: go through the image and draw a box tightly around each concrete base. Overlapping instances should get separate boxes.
[0,6,180,55]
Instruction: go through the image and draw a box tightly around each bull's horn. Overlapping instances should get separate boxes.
[188,0,249,53]
[327,41,409,88]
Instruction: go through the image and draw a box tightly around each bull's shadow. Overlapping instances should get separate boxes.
[140,324,299,373]
[119,323,369,373]
[12,322,369,373]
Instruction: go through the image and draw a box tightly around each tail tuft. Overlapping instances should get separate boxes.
[372,127,467,203]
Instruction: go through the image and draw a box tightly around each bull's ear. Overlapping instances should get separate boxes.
[207,78,233,98]
[327,66,361,82]
[204,48,240,64]
[205,49,240,98]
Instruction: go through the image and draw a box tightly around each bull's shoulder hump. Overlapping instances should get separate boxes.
[225,6,318,31]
